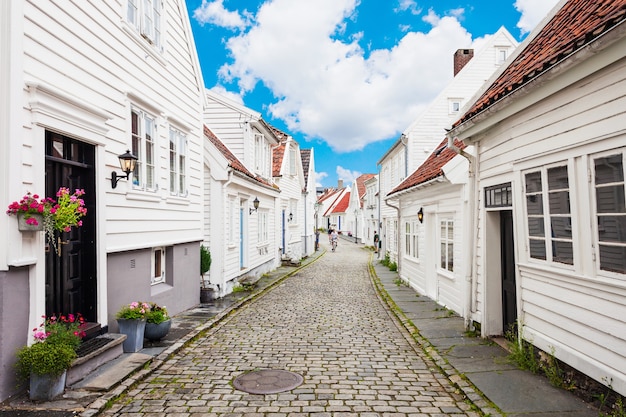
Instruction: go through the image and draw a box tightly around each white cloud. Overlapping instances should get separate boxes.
[203,0,472,153]
[514,0,560,34]
[209,85,245,104]
[337,166,361,187]
[315,171,328,188]
[395,0,421,15]
[193,0,249,30]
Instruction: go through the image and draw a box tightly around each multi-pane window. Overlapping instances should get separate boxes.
[254,133,270,178]
[449,99,461,114]
[593,153,626,274]
[258,210,269,243]
[151,247,165,285]
[169,128,187,196]
[440,219,454,272]
[405,220,419,259]
[127,0,162,48]
[131,108,156,190]
[524,165,573,265]
[289,147,296,175]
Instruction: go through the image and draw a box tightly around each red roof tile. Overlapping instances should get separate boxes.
[355,174,375,199]
[456,0,626,126]
[332,192,350,214]
[204,125,274,188]
[272,143,285,177]
[389,138,466,195]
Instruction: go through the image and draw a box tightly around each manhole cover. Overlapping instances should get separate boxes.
[233,370,304,394]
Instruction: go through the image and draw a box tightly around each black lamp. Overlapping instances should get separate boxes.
[288,212,293,222]
[249,197,260,214]
[111,150,138,188]
[417,207,424,223]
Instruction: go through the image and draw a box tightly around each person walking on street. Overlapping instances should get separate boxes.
[330,228,338,252]
[373,231,380,254]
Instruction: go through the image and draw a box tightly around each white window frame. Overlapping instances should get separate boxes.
[289,147,296,176]
[439,218,454,272]
[449,99,461,114]
[127,0,162,48]
[169,127,187,196]
[151,247,165,285]
[591,150,626,276]
[496,47,508,65]
[228,195,236,246]
[254,133,270,178]
[258,210,269,243]
[131,107,157,191]
[523,162,574,267]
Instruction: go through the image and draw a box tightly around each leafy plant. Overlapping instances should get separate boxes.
[145,303,169,324]
[200,245,212,289]
[505,323,540,373]
[16,314,85,378]
[116,301,150,320]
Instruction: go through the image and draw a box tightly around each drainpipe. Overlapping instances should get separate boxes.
[447,135,477,329]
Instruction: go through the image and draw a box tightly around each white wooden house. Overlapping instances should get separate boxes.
[378,28,518,264]
[271,128,305,263]
[446,0,626,397]
[386,138,472,317]
[202,91,282,293]
[203,126,279,296]
[363,175,380,248]
[0,0,205,400]
[346,174,375,243]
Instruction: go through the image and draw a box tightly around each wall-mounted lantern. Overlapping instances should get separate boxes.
[111,150,138,188]
[249,197,260,214]
[417,207,424,223]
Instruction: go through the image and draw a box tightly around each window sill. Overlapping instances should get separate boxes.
[124,189,161,203]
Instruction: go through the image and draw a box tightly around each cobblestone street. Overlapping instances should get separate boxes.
[102,241,477,416]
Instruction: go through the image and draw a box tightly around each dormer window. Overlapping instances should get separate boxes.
[127,0,162,48]
[289,147,296,175]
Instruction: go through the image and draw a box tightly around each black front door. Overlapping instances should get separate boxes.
[500,210,517,333]
[45,131,97,322]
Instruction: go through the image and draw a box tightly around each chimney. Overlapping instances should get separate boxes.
[338,179,344,189]
[453,49,474,76]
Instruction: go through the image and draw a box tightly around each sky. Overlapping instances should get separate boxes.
[185,0,560,188]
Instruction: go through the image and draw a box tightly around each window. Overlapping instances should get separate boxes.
[228,196,236,245]
[258,210,269,243]
[524,165,573,265]
[440,219,454,272]
[131,108,156,190]
[127,0,162,48]
[289,147,296,175]
[254,133,270,178]
[593,153,626,274]
[449,99,461,114]
[405,220,419,259]
[169,127,187,196]
[151,247,165,285]
[496,48,508,65]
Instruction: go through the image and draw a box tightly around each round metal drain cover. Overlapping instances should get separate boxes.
[233,370,304,394]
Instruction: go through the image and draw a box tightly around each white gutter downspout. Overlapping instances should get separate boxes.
[447,135,477,328]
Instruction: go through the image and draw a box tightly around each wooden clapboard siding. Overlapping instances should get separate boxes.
[23,0,205,252]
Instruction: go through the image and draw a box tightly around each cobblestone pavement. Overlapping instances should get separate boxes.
[101,241,479,416]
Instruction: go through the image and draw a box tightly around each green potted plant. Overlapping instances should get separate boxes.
[200,245,214,303]
[115,301,150,352]
[16,314,85,400]
[144,303,171,342]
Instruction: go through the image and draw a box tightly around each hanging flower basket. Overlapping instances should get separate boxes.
[17,212,44,232]
[7,188,87,253]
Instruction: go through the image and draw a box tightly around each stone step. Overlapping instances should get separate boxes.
[71,352,152,392]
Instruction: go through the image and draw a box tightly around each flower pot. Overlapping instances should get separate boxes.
[200,288,217,303]
[145,319,172,341]
[117,318,146,352]
[29,370,66,401]
[17,213,44,231]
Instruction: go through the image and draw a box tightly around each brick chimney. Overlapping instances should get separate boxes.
[453,49,474,76]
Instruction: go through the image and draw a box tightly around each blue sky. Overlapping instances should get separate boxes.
[185,0,559,188]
